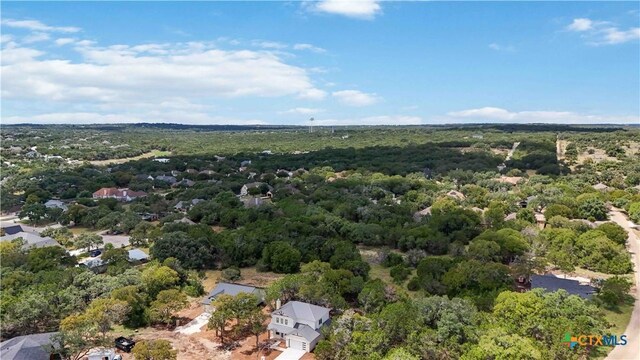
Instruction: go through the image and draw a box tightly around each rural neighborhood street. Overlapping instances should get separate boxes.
[606,210,640,360]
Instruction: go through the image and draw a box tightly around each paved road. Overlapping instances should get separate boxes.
[606,210,640,360]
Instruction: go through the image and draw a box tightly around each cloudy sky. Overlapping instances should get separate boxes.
[1,1,639,125]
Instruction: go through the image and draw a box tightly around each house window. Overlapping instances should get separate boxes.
[302,342,307,350]
[319,319,322,325]
[276,317,280,324]
[284,319,288,325]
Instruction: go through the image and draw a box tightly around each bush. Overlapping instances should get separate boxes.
[390,264,411,284]
[221,267,241,281]
[382,252,404,268]
[407,277,420,291]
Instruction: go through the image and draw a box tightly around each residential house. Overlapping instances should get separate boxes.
[92,188,147,202]
[156,175,177,184]
[153,158,170,163]
[87,348,120,360]
[526,274,596,299]
[173,217,196,225]
[240,160,252,167]
[128,248,149,263]
[172,179,195,188]
[0,232,60,249]
[44,199,68,211]
[1,225,24,235]
[268,300,331,353]
[240,182,273,196]
[201,282,265,313]
[174,199,204,212]
[0,332,59,360]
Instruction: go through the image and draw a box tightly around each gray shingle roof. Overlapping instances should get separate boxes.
[0,232,60,249]
[289,324,321,343]
[0,332,58,360]
[2,225,23,235]
[272,301,330,324]
[531,274,595,299]
[202,282,265,305]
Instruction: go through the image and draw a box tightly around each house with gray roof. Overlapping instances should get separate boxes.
[0,232,60,249]
[1,225,24,236]
[267,300,331,353]
[44,199,68,211]
[156,175,177,184]
[0,332,58,360]
[128,248,149,262]
[531,274,596,299]
[201,282,265,312]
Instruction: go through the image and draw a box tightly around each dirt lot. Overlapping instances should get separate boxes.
[202,267,285,292]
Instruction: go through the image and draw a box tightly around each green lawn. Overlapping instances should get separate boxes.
[591,302,634,359]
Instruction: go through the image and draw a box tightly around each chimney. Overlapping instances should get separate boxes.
[276,298,281,310]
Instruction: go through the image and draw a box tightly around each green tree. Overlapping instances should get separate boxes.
[462,328,542,360]
[598,276,632,308]
[74,232,103,252]
[131,339,177,360]
[596,222,628,245]
[141,264,180,298]
[261,241,301,273]
[149,289,188,326]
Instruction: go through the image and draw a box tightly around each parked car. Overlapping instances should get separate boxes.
[114,336,136,352]
[90,249,102,257]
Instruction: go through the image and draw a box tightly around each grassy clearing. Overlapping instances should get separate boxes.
[89,149,171,166]
[591,302,634,359]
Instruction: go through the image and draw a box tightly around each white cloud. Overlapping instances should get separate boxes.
[446,107,639,124]
[601,27,640,45]
[488,43,516,52]
[252,40,288,49]
[332,90,378,106]
[566,17,639,45]
[23,32,50,44]
[54,38,76,46]
[313,115,422,126]
[567,18,593,32]
[2,41,327,103]
[311,0,382,20]
[1,19,80,33]
[1,34,14,43]
[281,107,324,115]
[293,43,326,53]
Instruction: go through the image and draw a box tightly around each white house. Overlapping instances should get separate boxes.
[267,300,331,353]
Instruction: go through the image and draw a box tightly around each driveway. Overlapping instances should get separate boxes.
[99,231,130,248]
[275,348,306,360]
[606,210,639,360]
[174,312,211,335]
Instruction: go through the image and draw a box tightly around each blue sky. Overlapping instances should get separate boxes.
[1,1,639,125]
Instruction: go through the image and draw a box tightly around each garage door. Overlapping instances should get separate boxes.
[287,338,305,351]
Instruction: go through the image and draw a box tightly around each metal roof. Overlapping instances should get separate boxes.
[128,248,149,261]
[202,282,264,305]
[272,301,330,324]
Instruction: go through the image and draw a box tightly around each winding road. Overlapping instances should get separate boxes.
[606,210,640,360]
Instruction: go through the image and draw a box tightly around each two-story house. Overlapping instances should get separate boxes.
[268,300,331,353]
